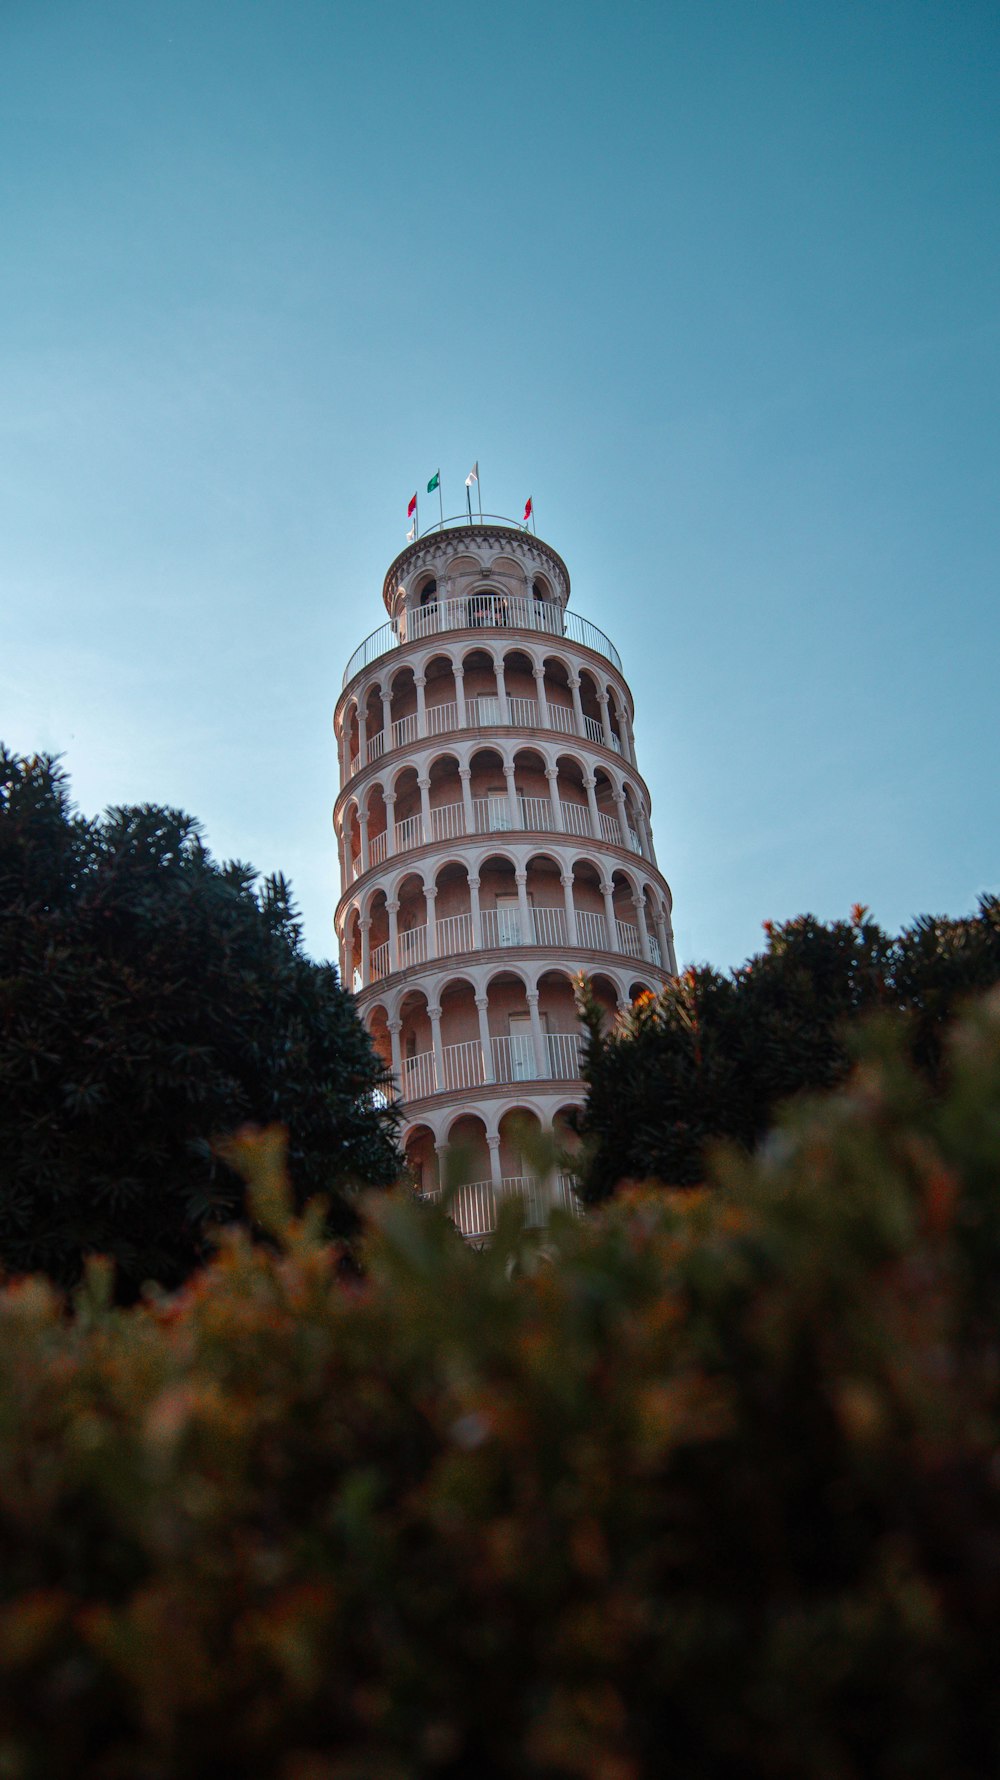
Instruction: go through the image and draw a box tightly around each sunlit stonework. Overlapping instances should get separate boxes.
[334,515,677,1238]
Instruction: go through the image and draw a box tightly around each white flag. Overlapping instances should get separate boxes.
[406,522,415,542]
[465,461,479,487]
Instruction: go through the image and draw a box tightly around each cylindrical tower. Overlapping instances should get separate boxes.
[334,515,677,1240]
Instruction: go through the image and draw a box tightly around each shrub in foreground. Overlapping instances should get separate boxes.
[2,998,1000,1777]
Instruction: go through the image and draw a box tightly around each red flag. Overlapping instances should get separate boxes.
[407,492,417,518]
[523,496,533,524]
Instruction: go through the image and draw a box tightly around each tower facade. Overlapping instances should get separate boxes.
[334,515,677,1239]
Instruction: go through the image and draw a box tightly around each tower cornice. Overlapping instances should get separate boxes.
[382,524,570,615]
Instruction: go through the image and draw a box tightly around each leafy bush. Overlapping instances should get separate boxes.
[2,996,1000,1777]
[0,748,401,1294]
[574,898,1000,1201]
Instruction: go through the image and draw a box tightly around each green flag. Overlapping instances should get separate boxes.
[427,470,440,493]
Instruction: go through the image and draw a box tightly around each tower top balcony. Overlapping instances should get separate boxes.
[381,518,571,622]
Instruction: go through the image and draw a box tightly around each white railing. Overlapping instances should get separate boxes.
[609,732,623,755]
[627,826,641,855]
[436,911,474,954]
[554,1173,584,1217]
[491,1033,536,1083]
[481,907,523,948]
[501,1175,547,1226]
[430,800,465,841]
[426,701,458,735]
[531,905,568,946]
[472,796,514,834]
[561,801,592,837]
[403,1050,437,1100]
[451,1180,496,1242]
[343,598,623,686]
[397,925,427,969]
[507,696,539,727]
[599,812,623,845]
[443,1039,485,1091]
[583,715,605,745]
[394,811,424,850]
[466,694,504,727]
[576,908,609,950]
[649,933,662,967]
[392,713,419,749]
[547,703,576,733]
[369,829,388,866]
[366,730,385,765]
[518,795,553,832]
[370,939,390,981]
[546,1031,583,1080]
[616,920,642,958]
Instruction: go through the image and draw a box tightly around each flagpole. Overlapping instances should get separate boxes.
[466,482,472,523]
[438,474,444,530]
[478,467,483,523]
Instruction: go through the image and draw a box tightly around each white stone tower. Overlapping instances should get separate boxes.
[334,513,677,1239]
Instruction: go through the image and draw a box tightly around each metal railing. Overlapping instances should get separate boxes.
[403,1050,436,1100]
[343,602,623,687]
[546,1031,584,1079]
[616,920,642,958]
[436,911,474,954]
[425,1172,582,1243]
[530,904,568,946]
[394,811,423,850]
[576,909,609,950]
[426,701,458,735]
[397,925,427,969]
[345,687,632,768]
[443,1039,485,1091]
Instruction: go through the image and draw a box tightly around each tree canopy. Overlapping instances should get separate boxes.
[574,899,1000,1201]
[0,747,401,1294]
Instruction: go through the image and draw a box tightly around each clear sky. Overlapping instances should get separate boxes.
[2,0,997,971]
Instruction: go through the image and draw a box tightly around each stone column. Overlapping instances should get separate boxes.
[468,872,483,949]
[545,765,563,831]
[414,672,427,738]
[584,772,601,840]
[527,989,547,1079]
[455,664,467,729]
[633,892,652,964]
[428,1003,445,1093]
[459,765,474,836]
[358,808,370,873]
[384,790,397,855]
[388,1017,403,1091]
[360,916,371,984]
[569,673,585,737]
[425,884,438,960]
[598,690,614,750]
[476,992,494,1083]
[665,923,678,975]
[560,871,579,945]
[612,787,629,847]
[533,663,549,728]
[504,763,520,831]
[418,774,432,845]
[380,689,392,745]
[487,1132,502,1190]
[387,897,399,973]
[493,656,507,721]
[515,868,531,943]
[357,707,368,762]
[601,879,618,951]
[654,905,671,973]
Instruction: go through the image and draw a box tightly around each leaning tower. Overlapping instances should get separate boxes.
[334,511,677,1239]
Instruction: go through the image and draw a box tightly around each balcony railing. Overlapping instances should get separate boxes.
[423,1171,582,1243]
[343,601,623,687]
[398,1031,585,1100]
[350,795,647,872]
[355,902,658,986]
[348,691,629,772]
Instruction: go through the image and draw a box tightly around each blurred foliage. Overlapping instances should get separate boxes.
[1,995,1000,1776]
[574,899,1000,1201]
[0,747,401,1296]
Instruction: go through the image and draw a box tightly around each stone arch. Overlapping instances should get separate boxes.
[404,1122,438,1198]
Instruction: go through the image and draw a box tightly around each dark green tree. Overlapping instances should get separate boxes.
[0,747,401,1293]
[575,898,1000,1201]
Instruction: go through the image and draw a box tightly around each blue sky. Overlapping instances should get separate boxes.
[2,0,997,970]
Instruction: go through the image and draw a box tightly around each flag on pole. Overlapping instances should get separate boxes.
[407,492,417,518]
[407,523,415,542]
[465,462,478,487]
[427,470,440,493]
[523,496,533,525]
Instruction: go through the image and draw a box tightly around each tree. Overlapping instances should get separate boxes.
[574,899,1000,1201]
[0,747,401,1293]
